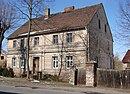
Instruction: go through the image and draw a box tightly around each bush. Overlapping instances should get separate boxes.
[0,67,14,77]
[42,74,58,81]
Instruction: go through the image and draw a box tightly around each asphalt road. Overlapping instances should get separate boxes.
[0,85,84,94]
[0,77,130,94]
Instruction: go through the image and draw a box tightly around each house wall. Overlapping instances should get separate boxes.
[88,6,113,69]
[7,29,87,76]
[41,30,87,75]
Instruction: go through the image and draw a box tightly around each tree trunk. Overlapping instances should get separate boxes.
[26,0,32,79]
[0,31,4,55]
[58,33,64,80]
[58,53,63,79]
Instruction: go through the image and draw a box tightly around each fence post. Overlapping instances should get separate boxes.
[69,65,78,85]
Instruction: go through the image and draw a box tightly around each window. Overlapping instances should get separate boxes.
[1,56,4,60]
[53,35,58,44]
[20,39,24,47]
[13,40,17,48]
[105,24,107,32]
[34,37,39,46]
[66,33,72,43]
[98,19,101,29]
[52,56,58,69]
[95,57,98,67]
[66,56,73,69]
[12,58,16,67]
[20,57,25,68]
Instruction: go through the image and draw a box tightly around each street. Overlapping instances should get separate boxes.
[0,77,130,94]
[0,85,84,94]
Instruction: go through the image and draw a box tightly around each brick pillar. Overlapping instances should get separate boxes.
[86,62,96,87]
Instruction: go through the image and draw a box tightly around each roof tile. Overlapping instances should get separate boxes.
[122,50,130,63]
[8,3,101,39]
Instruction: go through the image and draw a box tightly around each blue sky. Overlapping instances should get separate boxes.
[3,0,127,60]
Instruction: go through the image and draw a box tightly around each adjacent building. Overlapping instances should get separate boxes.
[122,50,130,69]
[7,3,113,76]
[0,49,7,67]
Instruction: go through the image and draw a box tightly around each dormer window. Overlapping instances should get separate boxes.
[34,37,39,46]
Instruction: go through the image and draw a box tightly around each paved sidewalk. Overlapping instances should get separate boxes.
[0,77,130,94]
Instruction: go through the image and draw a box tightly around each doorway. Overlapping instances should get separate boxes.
[33,57,39,74]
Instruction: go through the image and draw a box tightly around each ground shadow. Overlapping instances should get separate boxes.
[0,91,21,94]
[82,92,105,94]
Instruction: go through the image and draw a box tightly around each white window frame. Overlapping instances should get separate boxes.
[53,35,58,44]
[12,57,16,67]
[66,56,73,69]
[66,33,72,43]
[34,37,39,46]
[52,56,58,69]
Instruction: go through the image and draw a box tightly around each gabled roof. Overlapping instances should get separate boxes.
[122,50,130,63]
[8,3,102,39]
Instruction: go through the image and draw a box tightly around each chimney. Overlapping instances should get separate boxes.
[44,8,50,19]
[64,6,75,12]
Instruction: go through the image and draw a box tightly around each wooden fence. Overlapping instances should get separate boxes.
[97,68,130,89]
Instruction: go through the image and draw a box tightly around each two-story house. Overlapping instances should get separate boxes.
[7,3,113,77]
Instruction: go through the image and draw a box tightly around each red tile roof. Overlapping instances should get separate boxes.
[8,3,102,39]
[122,50,130,63]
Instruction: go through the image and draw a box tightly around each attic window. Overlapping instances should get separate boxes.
[1,56,4,60]
[105,24,107,33]
[98,19,101,29]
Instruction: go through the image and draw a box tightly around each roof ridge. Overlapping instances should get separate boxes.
[36,3,102,19]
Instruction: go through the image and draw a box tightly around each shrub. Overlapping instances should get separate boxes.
[0,67,14,77]
[42,74,58,81]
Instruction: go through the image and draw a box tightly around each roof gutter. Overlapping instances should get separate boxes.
[7,26,85,40]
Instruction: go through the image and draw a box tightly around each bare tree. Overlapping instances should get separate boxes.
[57,30,89,79]
[113,54,123,70]
[12,0,53,79]
[0,1,16,55]
[118,0,130,45]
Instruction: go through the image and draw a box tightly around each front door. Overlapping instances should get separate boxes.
[33,57,39,74]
